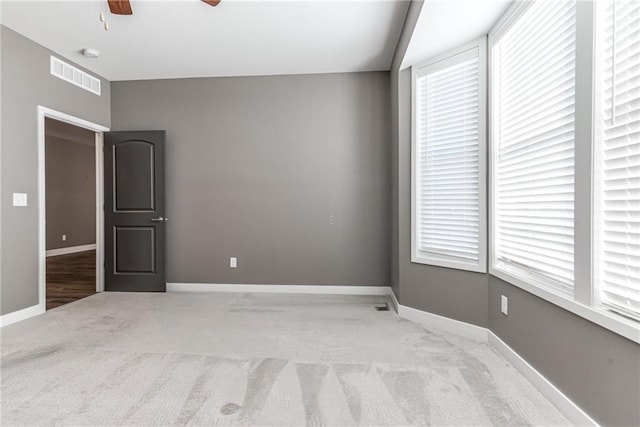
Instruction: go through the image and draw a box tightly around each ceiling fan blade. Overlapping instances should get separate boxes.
[108,0,133,15]
[201,0,221,7]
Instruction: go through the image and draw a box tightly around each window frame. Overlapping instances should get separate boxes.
[488,0,639,343]
[592,0,640,322]
[411,37,488,273]
[489,0,579,297]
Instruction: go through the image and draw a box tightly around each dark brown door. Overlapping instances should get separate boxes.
[104,131,166,292]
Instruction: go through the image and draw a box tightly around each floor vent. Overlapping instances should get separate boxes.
[50,56,101,96]
[374,303,389,311]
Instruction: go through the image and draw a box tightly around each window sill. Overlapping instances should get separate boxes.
[491,267,640,344]
[412,252,487,274]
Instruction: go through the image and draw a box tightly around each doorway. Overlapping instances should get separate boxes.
[45,117,97,309]
[38,107,109,311]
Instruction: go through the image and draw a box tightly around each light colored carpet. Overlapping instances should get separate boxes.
[1,292,570,426]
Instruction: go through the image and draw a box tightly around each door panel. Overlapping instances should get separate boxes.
[114,140,155,211]
[105,131,165,292]
[114,227,156,274]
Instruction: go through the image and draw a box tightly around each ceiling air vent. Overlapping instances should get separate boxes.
[50,56,101,96]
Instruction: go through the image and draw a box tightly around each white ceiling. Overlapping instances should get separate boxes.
[1,0,410,81]
[402,0,512,68]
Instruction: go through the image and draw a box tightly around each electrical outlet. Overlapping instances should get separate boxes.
[12,193,27,207]
[62,234,67,242]
[501,295,508,315]
[230,257,237,268]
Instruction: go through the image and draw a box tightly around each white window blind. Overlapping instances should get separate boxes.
[491,0,577,296]
[413,42,485,272]
[594,0,640,321]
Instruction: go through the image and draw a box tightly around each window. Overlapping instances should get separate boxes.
[411,38,487,272]
[488,0,639,342]
[594,0,640,321]
[407,0,638,340]
[490,0,577,296]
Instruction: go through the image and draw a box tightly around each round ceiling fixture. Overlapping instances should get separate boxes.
[82,48,100,59]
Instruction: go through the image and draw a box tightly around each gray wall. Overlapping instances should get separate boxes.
[389,2,640,424]
[45,134,96,250]
[111,72,390,287]
[0,26,111,315]
[490,277,640,426]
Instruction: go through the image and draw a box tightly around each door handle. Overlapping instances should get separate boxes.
[150,216,167,222]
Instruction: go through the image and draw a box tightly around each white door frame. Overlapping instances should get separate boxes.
[38,106,110,310]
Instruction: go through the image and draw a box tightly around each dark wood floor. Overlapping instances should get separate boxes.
[46,250,96,310]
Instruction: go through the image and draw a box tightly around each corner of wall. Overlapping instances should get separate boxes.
[390,0,425,72]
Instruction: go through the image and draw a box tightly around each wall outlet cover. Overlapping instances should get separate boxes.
[230,257,237,268]
[12,193,28,207]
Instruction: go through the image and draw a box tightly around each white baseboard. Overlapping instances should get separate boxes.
[0,303,45,327]
[489,332,598,426]
[389,288,400,313]
[46,243,96,257]
[397,303,489,342]
[392,299,596,426]
[167,283,391,296]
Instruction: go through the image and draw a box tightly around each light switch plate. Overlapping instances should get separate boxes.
[13,193,28,207]
[501,295,508,316]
